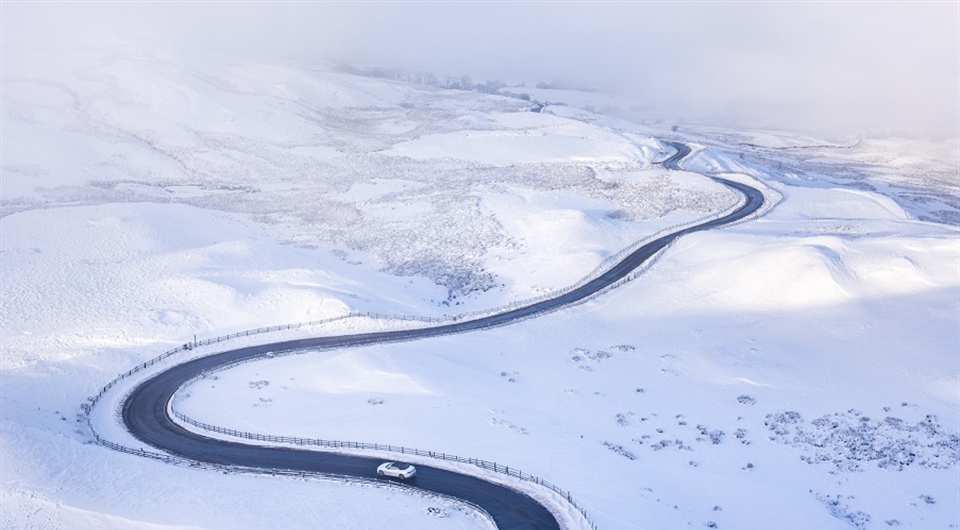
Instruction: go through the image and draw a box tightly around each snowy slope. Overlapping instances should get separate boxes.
[2,41,958,530]
[175,184,959,529]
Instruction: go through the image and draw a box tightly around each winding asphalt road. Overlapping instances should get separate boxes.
[121,141,764,529]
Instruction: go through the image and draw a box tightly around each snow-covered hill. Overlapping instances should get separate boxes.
[2,42,957,530]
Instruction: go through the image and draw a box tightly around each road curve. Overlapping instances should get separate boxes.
[121,141,764,529]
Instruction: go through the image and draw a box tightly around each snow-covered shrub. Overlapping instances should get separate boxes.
[602,441,637,460]
[766,410,959,472]
[812,492,871,529]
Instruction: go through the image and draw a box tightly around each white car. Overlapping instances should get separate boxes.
[377,461,417,480]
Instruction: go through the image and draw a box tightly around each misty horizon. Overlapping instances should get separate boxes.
[3,2,958,139]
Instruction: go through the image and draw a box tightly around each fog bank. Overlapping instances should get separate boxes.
[3,2,957,138]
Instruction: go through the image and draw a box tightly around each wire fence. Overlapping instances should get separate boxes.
[172,409,598,529]
[86,425,509,525]
[80,173,768,530]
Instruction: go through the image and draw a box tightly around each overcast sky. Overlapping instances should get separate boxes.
[4,2,958,138]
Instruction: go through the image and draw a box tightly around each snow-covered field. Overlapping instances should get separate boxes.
[2,41,958,530]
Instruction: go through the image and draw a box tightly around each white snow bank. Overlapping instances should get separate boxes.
[662,228,957,313]
[478,170,737,299]
[771,185,910,221]
[0,202,447,369]
[382,111,647,166]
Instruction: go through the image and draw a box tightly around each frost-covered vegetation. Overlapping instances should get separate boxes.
[2,45,736,306]
[765,408,959,472]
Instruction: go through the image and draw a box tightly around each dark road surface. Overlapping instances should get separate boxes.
[121,141,764,529]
